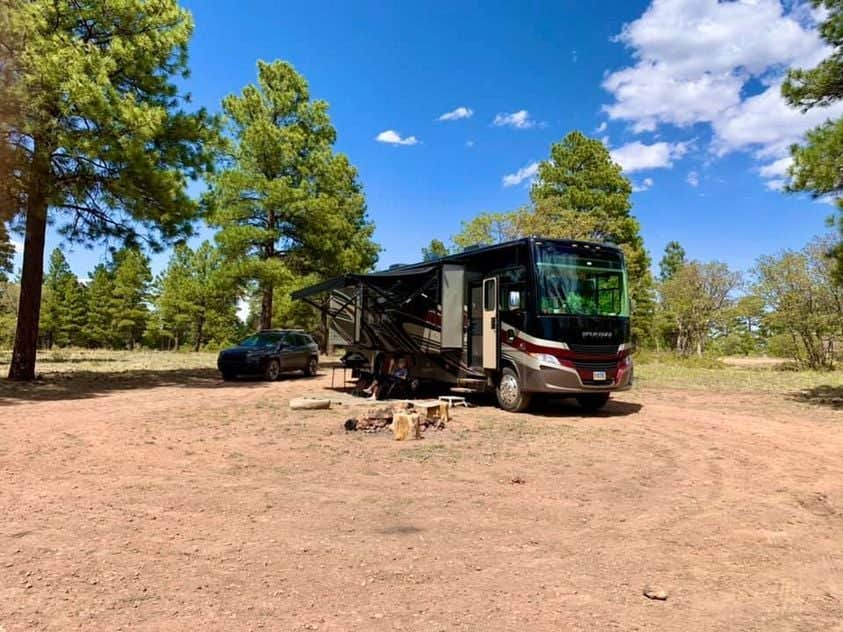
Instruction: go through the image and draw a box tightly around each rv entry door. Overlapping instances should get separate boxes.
[482,277,499,370]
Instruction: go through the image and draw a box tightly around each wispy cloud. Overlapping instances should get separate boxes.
[438,106,473,122]
[633,177,654,192]
[595,121,608,133]
[465,140,475,148]
[686,170,699,188]
[375,130,419,146]
[502,161,539,187]
[492,110,536,130]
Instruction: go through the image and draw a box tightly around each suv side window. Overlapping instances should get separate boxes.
[300,334,314,347]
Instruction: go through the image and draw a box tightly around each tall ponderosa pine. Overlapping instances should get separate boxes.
[451,132,655,343]
[208,60,378,330]
[0,0,218,379]
[527,131,655,342]
[155,241,239,350]
[782,0,843,280]
[109,249,151,349]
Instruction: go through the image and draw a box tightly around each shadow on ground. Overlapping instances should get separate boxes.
[531,397,643,418]
[788,385,843,410]
[0,367,316,405]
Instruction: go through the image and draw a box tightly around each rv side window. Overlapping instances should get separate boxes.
[507,290,522,310]
[483,279,496,311]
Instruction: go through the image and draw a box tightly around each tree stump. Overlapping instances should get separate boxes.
[392,412,421,441]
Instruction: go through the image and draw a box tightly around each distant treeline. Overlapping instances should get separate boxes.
[0,243,322,353]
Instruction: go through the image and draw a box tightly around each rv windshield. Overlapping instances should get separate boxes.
[535,244,630,317]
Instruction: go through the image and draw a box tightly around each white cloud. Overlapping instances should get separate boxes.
[595,121,608,133]
[438,106,473,121]
[375,130,419,146]
[502,161,539,187]
[610,140,690,172]
[765,178,787,191]
[686,170,699,187]
[633,177,654,192]
[493,110,536,130]
[465,140,475,148]
[712,82,843,157]
[604,64,744,133]
[759,156,793,179]
[11,239,23,254]
[602,0,837,185]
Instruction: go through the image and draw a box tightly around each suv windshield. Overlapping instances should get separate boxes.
[535,244,629,317]
[239,333,286,348]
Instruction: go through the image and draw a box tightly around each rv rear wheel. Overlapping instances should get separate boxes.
[496,367,532,412]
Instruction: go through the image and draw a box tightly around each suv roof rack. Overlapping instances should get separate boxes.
[258,328,306,332]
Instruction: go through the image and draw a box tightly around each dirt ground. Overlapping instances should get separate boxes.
[2,365,843,631]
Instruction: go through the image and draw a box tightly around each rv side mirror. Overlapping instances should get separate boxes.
[508,290,522,310]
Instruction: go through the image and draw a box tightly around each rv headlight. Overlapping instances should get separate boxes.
[531,352,562,369]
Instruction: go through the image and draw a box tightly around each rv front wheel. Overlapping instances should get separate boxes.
[496,368,532,412]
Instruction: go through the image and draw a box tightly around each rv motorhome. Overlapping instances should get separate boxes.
[292,237,633,412]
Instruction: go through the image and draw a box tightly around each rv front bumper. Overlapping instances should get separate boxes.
[520,361,633,395]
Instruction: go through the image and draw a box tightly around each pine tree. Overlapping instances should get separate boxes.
[782,0,843,280]
[86,264,116,348]
[659,241,687,281]
[207,60,377,331]
[522,131,655,343]
[1,0,219,379]
[0,223,14,282]
[109,249,151,349]
[422,239,450,261]
[58,277,87,347]
[40,249,75,349]
[156,242,239,350]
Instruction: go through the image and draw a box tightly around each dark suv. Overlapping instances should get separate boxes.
[217,330,319,381]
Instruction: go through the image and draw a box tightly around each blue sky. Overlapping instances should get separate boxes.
[14,0,841,279]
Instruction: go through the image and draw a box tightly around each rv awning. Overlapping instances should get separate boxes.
[291,265,437,301]
[290,275,355,301]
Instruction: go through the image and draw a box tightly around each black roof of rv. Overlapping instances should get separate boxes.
[292,237,623,301]
[372,237,623,274]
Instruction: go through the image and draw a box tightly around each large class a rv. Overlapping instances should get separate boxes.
[293,237,633,412]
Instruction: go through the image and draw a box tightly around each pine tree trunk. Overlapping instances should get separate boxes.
[193,317,204,352]
[260,282,273,329]
[8,188,49,381]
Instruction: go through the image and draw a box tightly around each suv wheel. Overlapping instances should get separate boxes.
[304,356,318,377]
[264,359,281,381]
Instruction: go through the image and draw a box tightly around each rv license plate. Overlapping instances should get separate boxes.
[592,371,607,381]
